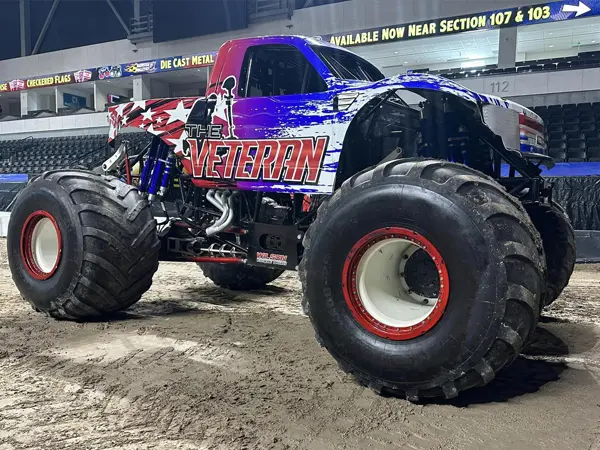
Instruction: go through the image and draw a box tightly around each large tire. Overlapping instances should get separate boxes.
[300,159,545,400]
[199,263,284,290]
[7,170,160,320]
[525,201,576,307]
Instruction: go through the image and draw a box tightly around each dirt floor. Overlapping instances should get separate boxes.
[0,239,599,450]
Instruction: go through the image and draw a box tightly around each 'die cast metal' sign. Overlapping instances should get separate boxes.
[320,0,600,47]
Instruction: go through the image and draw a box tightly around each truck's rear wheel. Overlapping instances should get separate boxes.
[7,170,160,320]
[525,201,576,306]
[300,159,545,400]
[198,263,284,290]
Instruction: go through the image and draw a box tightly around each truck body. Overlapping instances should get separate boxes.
[108,35,548,196]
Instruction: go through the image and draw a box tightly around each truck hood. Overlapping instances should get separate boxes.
[337,73,544,153]
[336,73,541,122]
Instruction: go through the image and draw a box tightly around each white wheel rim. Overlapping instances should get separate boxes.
[21,211,63,280]
[355,238,440,329]
[30,217,61,273]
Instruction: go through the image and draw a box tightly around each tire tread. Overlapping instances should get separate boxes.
[23,170,159,320]
[300,159,544,400]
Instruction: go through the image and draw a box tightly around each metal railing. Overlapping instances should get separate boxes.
[129,13,154,43]
[248,0,294,22]
[130,13,153,34]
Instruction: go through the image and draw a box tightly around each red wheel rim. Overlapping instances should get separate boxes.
[20,210,63,280]
[342,227,450,340]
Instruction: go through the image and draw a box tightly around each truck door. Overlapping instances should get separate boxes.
[203,43,337,194]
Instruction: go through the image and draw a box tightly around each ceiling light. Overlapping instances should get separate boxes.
[404,61,408,64]
[593,40,597,43]
[461,60,485,69]
[549,45,554,48]
[394,51,399,54]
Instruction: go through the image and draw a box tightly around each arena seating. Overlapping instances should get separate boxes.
[531,102,600,163]
[1,102,598,173]
[0,132,151,175]
[425,51,600,80]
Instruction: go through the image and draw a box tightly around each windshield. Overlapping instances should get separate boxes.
[310,45,385,82]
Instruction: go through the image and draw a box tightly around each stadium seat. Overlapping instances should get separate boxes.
[567,147,587,162]
[565,121,580,132]
[548,131,566,142]
[549,147,567,162]
[581,122,596,133]
[548,105,563,117]
[587,146,600,161]
[549,123,564,133]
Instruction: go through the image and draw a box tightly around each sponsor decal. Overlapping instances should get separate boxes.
[159,53,216,70]
[74,69,92,83]
[99,65,123,80]
[8,80,25,91]
[256,252,288,266]
[125,61,157,74]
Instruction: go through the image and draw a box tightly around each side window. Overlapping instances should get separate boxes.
[187,99,207,124]
[239,44,327,98]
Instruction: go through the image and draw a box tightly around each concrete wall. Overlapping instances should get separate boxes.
[0,112,109,140]
[171,81,206,98]
[509,91,600,107]
[150,79,170,98]
[0,0,535,82]
[459,67,600,99]
[7,102,20,117]
[93,83,130,112]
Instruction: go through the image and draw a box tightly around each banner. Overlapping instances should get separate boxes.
[320,0,600,47]
[0,51,217,93]
[2,0,600,92]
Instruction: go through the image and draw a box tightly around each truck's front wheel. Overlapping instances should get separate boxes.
[300,160,545,400]
[7,171,160,320]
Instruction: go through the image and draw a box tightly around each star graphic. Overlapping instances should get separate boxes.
[115,103,127,117]
[141,108,155,122]
[146,123,163,136]
[131,100,146,112]
[165,101,191,125]
[138,123,146,129]
[121,116,128,126]
[167,131,188,155]
[156,116,164,124]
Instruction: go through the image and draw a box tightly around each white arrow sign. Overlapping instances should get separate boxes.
[562,1,591,17]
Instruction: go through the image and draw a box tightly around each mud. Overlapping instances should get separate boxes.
[0,238,599,450]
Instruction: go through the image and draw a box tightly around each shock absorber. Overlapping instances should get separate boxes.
[147,141,169,202]
[158,153,176,199]
[139,137,160,194]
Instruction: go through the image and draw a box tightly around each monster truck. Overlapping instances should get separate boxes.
[7,35,575,400]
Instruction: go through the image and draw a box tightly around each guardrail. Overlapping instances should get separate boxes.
[248,0,294,22]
